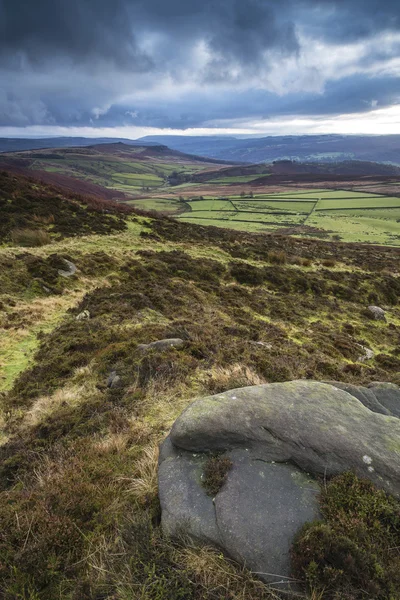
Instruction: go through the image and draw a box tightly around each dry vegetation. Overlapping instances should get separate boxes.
[1,171,400,599]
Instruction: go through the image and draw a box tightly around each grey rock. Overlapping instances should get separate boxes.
[138,338,184,352]
[215,452,320,586]
[159,451,221,547]
[367,305,386,321]
[58,259,77,278]
[356,345,375,363]
[323,381,392,416]
[107,371,121,388]
[159,440,320,587]
[170,380,400,497]
[76,310,90,321]
[368,382,400,418]
[159,380,400,586]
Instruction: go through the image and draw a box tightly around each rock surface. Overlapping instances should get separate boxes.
[356,345,375,363]
[76,310,90,320]
[107,370,121,388]
[367,305,386,321]
[138,338,184,352]
[159,380,400,586]
[58,259,77,278]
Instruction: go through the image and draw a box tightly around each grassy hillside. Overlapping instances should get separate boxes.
[1,171,400,598]
[0,143,229,199]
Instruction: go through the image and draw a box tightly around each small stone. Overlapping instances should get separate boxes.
[138,338,184,353]
[367,306,386,321]
[107,371,121,388]
[76,310,90,321]
[357,345,375,363]
[58,259,77,278]
[250,341,273,349]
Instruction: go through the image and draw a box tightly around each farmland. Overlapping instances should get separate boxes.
[131,189,400,245]
[1,143,400,245]
[0,143,228,196]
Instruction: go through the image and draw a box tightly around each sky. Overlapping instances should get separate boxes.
[1,0,400,138]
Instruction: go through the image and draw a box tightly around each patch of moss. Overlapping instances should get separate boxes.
[202,455,233,496]
[292,472,400,599]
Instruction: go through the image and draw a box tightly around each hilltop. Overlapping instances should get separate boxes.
[0,170,400,598]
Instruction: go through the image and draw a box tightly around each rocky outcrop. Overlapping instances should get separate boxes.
[158,380,400,587]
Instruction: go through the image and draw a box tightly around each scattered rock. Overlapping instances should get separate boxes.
[107,371,121,388]
[367,305,386,321]
[249,341,273,349]
[159,380,400,586]
[138,338,184,352]
[76,310,90,321]
[356,344,375,363]
[58,259,77,278]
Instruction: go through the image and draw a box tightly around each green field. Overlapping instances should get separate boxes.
[208,174,266,183]
[168,190,400,245]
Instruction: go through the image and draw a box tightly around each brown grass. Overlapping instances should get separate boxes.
[10,228,52,247]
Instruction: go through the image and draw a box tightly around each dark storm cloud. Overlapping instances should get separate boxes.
[1,0,400,129]
[0,0,299,70]
[309,0,400,43]
[0,0,154,70]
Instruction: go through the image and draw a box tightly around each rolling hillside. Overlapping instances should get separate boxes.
[1,171,400,599]
[0,143,231,199]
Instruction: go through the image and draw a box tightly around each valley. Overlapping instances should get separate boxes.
[1,143,400,246]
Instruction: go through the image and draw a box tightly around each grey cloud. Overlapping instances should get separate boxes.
[1,0,400,129]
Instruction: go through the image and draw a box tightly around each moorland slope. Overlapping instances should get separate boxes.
[0,170,400,599]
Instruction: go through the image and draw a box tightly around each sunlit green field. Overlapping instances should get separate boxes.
[169,190,400,245]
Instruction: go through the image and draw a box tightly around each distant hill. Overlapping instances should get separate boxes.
[191,159,400,184]
[4,134,400,165]
[0,136,156,153]
[0,142,230,199]
[138,134,400,165]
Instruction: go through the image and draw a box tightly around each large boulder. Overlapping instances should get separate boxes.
[159,380,400,587]
[170,381,400,496]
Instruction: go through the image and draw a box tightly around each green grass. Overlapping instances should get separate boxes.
[296,190,384,199]
[234,200,316,213]
[307,212,400,245]
[177,216,277,232]
[126,197,183,212]
[112,172,164,183]
[169,190,400,244]
[316,196,400,210]
[208,175,267,183]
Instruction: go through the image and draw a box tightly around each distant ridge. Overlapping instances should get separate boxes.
[0,137,154,153]
[137,134,400,165]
